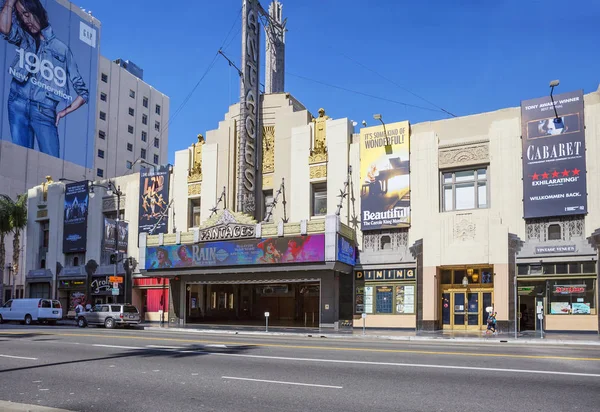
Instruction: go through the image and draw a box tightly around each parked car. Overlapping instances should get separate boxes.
[77,304,141,328]
[0,298,63,325]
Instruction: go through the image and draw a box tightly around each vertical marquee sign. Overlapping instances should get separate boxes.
[239,0,261,218]
[521,90,587,218]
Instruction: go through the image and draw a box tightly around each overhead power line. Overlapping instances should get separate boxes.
[336,51,457,118]
[286,72,449,115]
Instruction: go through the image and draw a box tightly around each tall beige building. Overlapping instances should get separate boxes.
[93,56,170,179]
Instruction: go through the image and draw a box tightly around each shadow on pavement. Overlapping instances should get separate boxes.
[0,343,257,374]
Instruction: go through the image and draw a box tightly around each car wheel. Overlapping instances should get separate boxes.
[105,318,115,329]
[77,317,87,328]
[24,315,33,325]
[0,314,3,324]
[48,320,57,325]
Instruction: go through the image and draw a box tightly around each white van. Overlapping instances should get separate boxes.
[0,298,63,325]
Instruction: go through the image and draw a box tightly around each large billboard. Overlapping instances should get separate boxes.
[104,218,128,254]
[144,234,325,270]
[521,90,587,218]
[0,0,99,168]
[138,166,170,235]
[360,121,410,231]
[63,181,88,253]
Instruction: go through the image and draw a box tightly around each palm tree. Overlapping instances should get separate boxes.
[0,196,12,285]
[0,193,28,283]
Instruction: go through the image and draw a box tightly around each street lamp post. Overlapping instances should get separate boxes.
[90,180,124,303]
[373,114,393,155]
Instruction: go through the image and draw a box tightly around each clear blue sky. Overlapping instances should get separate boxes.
[76,0,599,164]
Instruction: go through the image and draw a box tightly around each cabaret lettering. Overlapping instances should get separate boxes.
[526,141,582,161]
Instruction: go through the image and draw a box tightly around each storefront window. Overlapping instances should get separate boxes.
[370,284,415,314]
[547,279,596,315]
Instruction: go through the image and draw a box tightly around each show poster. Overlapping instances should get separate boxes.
[63,181,88,253]
[104,218,128,254]
[145,234,325,270]
[337,235,356,266]
[138,165,170,235]
[521,90,587,218]
[0,0,99,168]
[360,121,410,231]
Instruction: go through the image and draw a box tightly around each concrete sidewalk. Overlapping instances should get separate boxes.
[0,401,72,412]
[140,322,600,346]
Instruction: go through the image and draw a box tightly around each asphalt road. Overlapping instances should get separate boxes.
[0,324,599,412]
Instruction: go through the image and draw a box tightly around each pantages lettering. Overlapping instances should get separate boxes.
[199,224,255,242]
[238,0,260,214]
[526,141,582,161]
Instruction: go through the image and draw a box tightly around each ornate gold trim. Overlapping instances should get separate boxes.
[310,165,327,179]
[309,108,329,164]
[262,125,275,174]
[188,134,205,183]
[188,183,201,196]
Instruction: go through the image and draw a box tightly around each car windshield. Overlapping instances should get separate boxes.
[123,306,138,313]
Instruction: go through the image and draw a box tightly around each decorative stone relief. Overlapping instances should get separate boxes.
[188,183,201,196]
[454,215,476,241]
[438,141,489,168]
[310,165,327,179]
[262,125,275,174]
[102,195,126,212]
[188,134,204,183]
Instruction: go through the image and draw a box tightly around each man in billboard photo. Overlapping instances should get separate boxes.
[0,0,88,157]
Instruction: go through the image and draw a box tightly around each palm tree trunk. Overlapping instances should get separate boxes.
[0,234,5,286]
[12,230,20,281]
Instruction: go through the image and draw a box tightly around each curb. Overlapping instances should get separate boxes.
[142,326,600,346]
[0,401,72,412]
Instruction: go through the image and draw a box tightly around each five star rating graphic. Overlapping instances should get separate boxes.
[531,168,581,180]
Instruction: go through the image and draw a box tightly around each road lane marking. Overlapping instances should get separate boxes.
[92,344,143,350]
[222,376,343,389]
[146,345,186,349]
[3,331,600,361]
[0,354,38,360]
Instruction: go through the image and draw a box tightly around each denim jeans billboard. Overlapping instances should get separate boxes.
[0,0,99,168]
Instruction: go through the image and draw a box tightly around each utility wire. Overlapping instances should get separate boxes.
[153,7,242,143]
[336,51,457,118]
[286,72,448,115]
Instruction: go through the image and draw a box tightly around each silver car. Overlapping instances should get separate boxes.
[77,304,141,329]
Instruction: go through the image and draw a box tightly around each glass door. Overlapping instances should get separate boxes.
[467,292,480,330]
[453,292,467,330]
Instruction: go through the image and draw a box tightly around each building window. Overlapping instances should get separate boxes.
[547,279,596,315]
[153,154,159,164]
[381,235,392,250]
[128,107,134,116]
[141,148,146,159]
[100,92,107,102]
[311,183,327,216]
[441,167,488,212]
[263,190,273,222]
[97,168,104,178]
[155,121,160,131]
[141,131,147,142]
[97,149,104,159]
[101,73,108,83]
[155,104,161,115]
[548,224,562,240]
[154,138,160,148]
[126,143,133,152]
[363,229,409,252]
[40,221,49,249]
[129,89,135,98]
[128,125,134,134]
[98,130,105,140]
[99,111,106,121]
[143,97,148,108]
[440,267,494,286]
[189,198,201,228]
[126,160,132,170]
[142,114,147,125]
